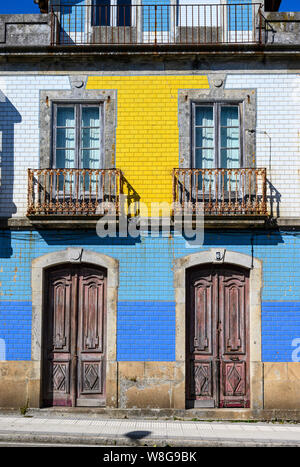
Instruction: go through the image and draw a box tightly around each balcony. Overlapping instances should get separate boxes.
[50,3,263,47]
[27,168,124,216]
[173,168,267,216]
[27,167,267,229]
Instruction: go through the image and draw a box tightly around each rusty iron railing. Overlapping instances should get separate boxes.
[50,3,263,46]
[27,168,124,216]
[173,168,267,215]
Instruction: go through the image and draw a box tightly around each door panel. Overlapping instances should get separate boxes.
[43,265,106,407]
[191,362,213,397]
[221,274,246,354]
[77,267,106,406]
[43,268,75,407]
[219,268,250,408]
[186,265,250,409]
[187,268,218,407]
[223,361,246,396]
[193,276,213,353]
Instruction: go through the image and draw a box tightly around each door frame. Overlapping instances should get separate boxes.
[31,248,119,408]
[173,248,263,410]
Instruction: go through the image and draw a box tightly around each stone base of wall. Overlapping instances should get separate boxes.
[117,362,184,409]
[1,361,300,412]
[264,363,300,409]
[0,362,40,409]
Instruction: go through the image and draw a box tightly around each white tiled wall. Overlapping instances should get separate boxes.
[0,72,299,218]
[0,75,70,217]
[226,73,300,217]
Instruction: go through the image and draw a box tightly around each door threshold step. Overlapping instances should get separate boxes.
[8,407,299,422]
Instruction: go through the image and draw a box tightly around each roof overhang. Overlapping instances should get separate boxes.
[35,1,282,14]
[35,0,48,14]
[264,0,282,11]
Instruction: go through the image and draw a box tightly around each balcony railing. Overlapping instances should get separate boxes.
[173,168,267,216]
[27,168,124,216]
[50,3,262,46]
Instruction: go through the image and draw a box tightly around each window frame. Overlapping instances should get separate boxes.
[52,101,104,170]
[91,0,133,27]
[191,101,244,169]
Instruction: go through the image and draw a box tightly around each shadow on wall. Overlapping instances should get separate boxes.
[0,92,22,258]
[39,230,142,246]
[267,179,281,218]
[54,0,87,46]
[184,229,284,247]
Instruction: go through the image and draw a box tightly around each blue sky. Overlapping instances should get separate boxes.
[279,0,300,11]
[0,1,40,14]
[0,0,299,14]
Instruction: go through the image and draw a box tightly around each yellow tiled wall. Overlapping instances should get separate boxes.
[87,75,209,210]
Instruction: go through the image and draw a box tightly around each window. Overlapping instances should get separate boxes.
[227,0,253,32]
[192,102,242,170]
[53,103,103,170]
[91,0,132,27]
[143,0,170,33]
[92,0,111,26]
[117,0,132,27]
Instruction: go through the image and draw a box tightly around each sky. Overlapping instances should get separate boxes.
[0,1,40,14]
[279,0,300,11]
[0,0,299,14]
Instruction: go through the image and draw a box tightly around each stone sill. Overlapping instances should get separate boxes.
[0,215,299,230]
[277,218,300,228]
[264,12,300,21]
[4,43,300,58]
[0,215,277,230]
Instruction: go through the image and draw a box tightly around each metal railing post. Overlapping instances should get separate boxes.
[155,5,157,45]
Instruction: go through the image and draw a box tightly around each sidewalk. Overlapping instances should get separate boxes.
[0,414,300,446]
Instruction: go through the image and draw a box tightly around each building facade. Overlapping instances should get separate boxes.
[0,0,300,415]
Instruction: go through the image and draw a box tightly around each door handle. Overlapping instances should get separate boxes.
[229,356,239,361]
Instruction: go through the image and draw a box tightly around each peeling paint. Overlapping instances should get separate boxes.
[13,267,18,282]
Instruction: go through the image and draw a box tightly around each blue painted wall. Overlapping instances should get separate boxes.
[0,229,299,362]
[117,301,175,361]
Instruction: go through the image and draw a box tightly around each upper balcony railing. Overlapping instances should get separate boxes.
[27,168,124,216]
[173,168,267,216]
[50,3,263,46]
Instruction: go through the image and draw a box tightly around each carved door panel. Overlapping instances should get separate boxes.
[43,267,76,407]
[76,266,106,407]
[219,268,250,408]
[186,267,218,408]
[43,265,106,407]
[186,265,249,409]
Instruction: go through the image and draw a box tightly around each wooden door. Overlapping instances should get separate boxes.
[43,264,106,407]
[186,264,250,408]
[76,266,106,407]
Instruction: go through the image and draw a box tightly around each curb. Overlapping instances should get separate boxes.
[0,432,299,447]
[2,408,300,423]
[3,408,300,423]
